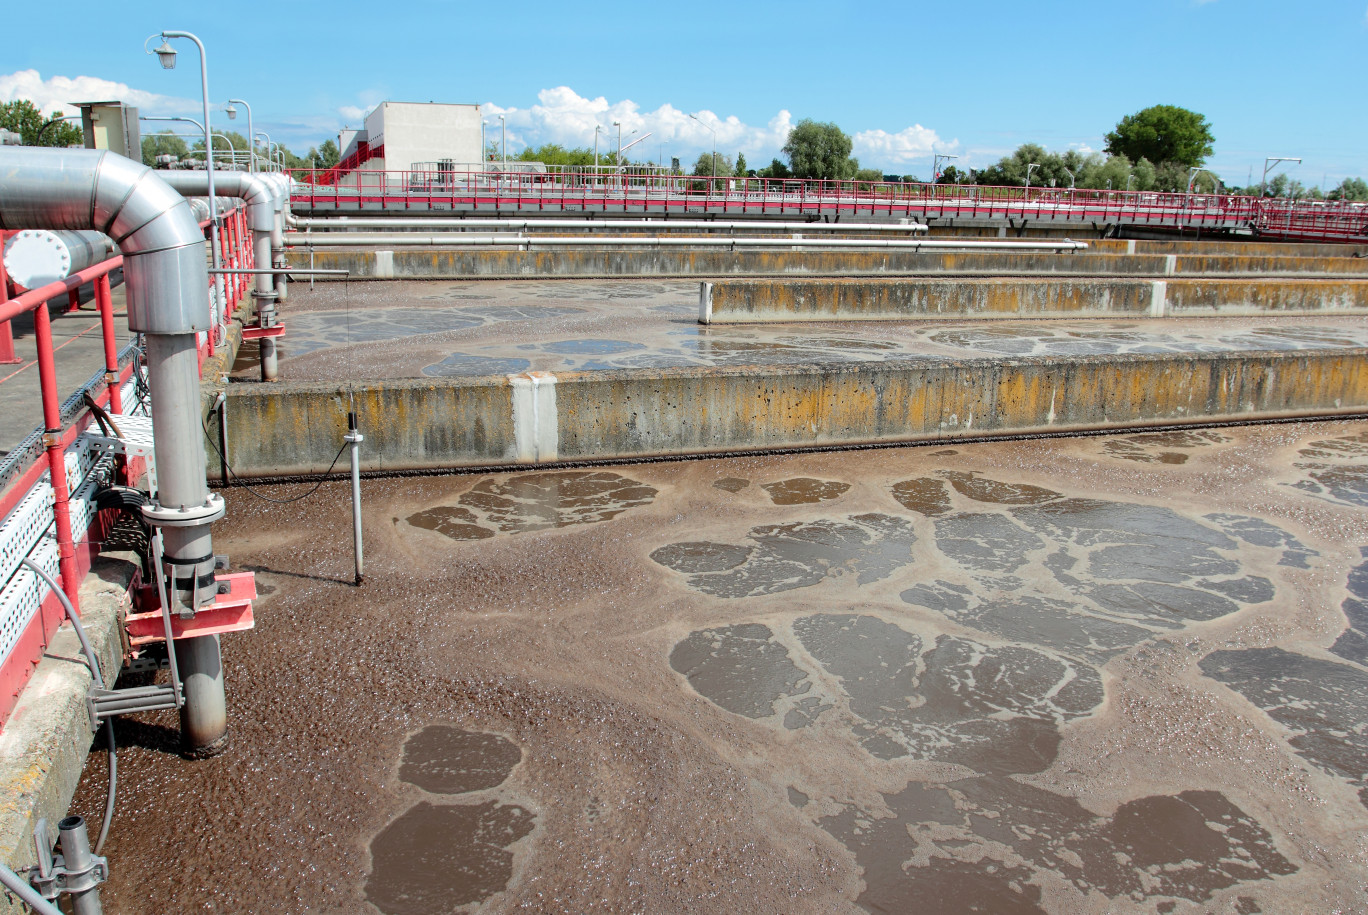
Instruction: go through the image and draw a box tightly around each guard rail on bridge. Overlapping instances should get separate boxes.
[287,167,1368,243]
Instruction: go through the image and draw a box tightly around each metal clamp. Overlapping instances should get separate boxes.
[27,817,107,908]
[140,493,226,528]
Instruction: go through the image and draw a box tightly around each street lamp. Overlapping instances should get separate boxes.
[147,29,222,319]
[1260,156,1301,197]
[254,131,273,171]
[224,98,255,172]
[1126,174,1135,192]
[932,152,958,184]
[688,112,717,178]
[594,124,601,173]
[498,114,506,171]
[1062,167,1075,190]
[1024,162,1039,194]
[1186,167,1203,195]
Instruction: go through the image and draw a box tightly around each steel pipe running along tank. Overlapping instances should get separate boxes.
[0,147,230,753]
[161,170,285,380]
[2,230,117,290]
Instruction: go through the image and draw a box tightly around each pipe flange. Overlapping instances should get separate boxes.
[251,290,279,301]
[141,493,226,528]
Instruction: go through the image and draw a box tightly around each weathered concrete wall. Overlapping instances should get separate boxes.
[220,349,1368,477]
[703,277,1368,323]
[0,554,131,910]
[222,378,516,476]
[293,247,1368,281]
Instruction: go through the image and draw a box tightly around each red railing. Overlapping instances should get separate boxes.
[0,204,254,723]
[287,167,1368,243]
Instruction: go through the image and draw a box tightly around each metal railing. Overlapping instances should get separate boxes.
[287,167,1368,242]
[0,205,254,726]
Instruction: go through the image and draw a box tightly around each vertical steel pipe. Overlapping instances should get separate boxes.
[56,816,103,915]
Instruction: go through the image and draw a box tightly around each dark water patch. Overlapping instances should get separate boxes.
[819,779,1295,913]
[1204,514,1319,568]
[422,353,533,377]
[400,727,522,794]
[669,624,810,720]
[761,478,850,505]
[365,801,535,913]
[919,593,1153,662]
[787,787,809,808]
[1087,582,1239,625]
[773,335,901,351]
[712,477,749,493]
[466,304,585,320]
[408,506,495,541]
[1102,429,1229,464]
[1291,432,1368,508]
[1201,647,1368,807]
[792,615,1100,772]
[650,541,750,574]
[288,307,487,357]
[899,579,970,614]
[941,471,1061,506]
[891,477,952,516]
[461,471,657,534]
[1199,575,1275,604]
[1330,547,1368,665]
[934,512,1044,574]
[650,514,917,598]
[542,339,647,355]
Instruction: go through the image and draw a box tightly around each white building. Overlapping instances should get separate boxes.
[335,101,483,180]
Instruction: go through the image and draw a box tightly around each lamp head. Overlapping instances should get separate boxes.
[154,38,178,69]
[225,104,237,120]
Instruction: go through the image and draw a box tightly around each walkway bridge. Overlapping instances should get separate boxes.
[288,167,1368,243]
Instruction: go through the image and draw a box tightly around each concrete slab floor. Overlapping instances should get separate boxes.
[0,280,131,456]
[73,420,1368,913]
[234,278,1368,383]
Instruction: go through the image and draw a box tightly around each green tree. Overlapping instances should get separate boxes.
[1105,105,1213,169]
[782,119,857,180]
[1131,157,1157,191]
[316,139,340,168]
[756,158,791,179]
[0,99,83,147]
[692,151,732,177]
[1327,177,1368,202]
[142,130,189,166]
[734,152,747,178]
[854,167,883,183]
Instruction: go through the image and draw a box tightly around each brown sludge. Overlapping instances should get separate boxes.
[75,422,1368,913]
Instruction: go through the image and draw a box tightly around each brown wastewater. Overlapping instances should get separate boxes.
[74,421,1368,913]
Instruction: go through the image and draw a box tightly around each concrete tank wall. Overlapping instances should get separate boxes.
[219,349,1368,477]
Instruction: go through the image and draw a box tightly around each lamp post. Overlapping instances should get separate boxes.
[148,30,223,328]
[1024,162,1039,195]
[594,124,601,173]
[254,131,273,171]
[1260,156,1301,197]
[932,151,958,184]
[1186,166,1203,195]
[688,112,717,178]
[1061,167,1075,190]
[224,98,255,172]
[1126,174,1135,192]
[498,114,506,171]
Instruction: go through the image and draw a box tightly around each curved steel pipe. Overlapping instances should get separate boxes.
[0,147,228,752]
[162,170,285,380]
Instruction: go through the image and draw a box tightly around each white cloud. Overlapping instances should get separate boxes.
[852,124,948,166]
[0,69,197,118]
[483,86,794,163]
[337,105,366,123]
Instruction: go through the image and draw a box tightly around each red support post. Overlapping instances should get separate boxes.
[95,273,122,415]
[32,301,81,613]
[66,286,81,314]
[0,248,20,365]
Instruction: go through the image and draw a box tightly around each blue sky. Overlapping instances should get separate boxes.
[4,0,1365,186]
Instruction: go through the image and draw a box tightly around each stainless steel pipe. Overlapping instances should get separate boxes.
[0,147,229,753]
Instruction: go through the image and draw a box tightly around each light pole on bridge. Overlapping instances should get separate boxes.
[1260,156,1301,197]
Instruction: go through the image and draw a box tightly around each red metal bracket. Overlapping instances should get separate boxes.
[240,322,286,340]
[126,571,256,645]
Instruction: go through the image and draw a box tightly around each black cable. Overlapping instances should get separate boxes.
[202,410,349,504]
